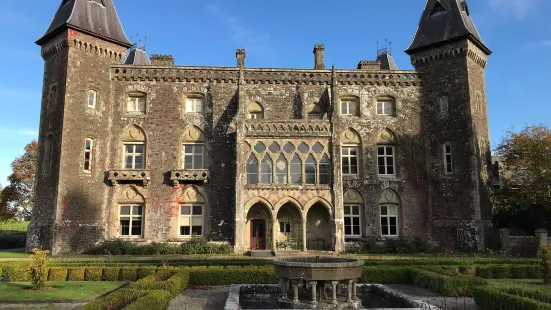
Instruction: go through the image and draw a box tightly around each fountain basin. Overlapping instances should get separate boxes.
[273,257,365,281]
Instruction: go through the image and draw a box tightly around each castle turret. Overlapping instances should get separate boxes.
[406,0,492,250]
[28,0,131,254]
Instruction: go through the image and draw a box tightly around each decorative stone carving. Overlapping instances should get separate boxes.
[376,129,396,144]
[182,126,205,142]
[122,125,146,142]
[170,169,210,187]
[244,121,330,137]
[343,189,363,204]
[378,189,400,204]
[108,169,150,187]
[178,186,205,203]
[342,129,361,144]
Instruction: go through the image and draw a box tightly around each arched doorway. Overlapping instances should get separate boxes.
[306,203,332,251]
[276,202,303,251]
[246,202,272,250]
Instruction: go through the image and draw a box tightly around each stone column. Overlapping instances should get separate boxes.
[352,280,358,300]
[499,228,510,252]
[310,281,318,305]
[272,219,278,252]
[346,280,353,303]
[302,220,307,251]
[536,229,548,247]
[291,280,300,304]
[331,281,339,305]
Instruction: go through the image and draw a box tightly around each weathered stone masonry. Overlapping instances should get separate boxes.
[28,0,493,254]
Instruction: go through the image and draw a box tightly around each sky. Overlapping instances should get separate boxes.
[0,0,549,186]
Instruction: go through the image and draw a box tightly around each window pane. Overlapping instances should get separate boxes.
[186,100,193,112]
[192,217,202,226]
[283,143,294,153]
[350,102,357,116]
[344,205,350,215]
[344,217,351,225]
[133,206,142,215]
[381,217,388,226]
[192,206,202,215]
[193,155,203,169]
[353,217,360,225]
[341,103,347,114]
[268,143,280,153]
[120,206,131,215]
[352,205,359,215]
[286,223,291,233]
[351,166,358,175]
[279,222,285,233]
[181,206,191,215]
[184,156,193,169]
[195,100,203,113]
[381,206,387,215]
[131,220,142,236]
[135,156,144,169]
[345,226,352,235]
[353,226,360,235]
[181,226,191,235]
[120,219,130,235]
[135,145,144,154]
[390,217,397,226]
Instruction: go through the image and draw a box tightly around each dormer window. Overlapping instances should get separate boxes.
[186,97,204,114]
[127,93,146,113]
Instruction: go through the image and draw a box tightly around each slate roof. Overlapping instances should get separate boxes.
[36,0,132,48]
[406,0,491,55]
[377,53,398,70]
[124,47,151,65]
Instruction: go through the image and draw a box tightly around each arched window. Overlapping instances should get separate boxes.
[379,189,400,237]
[246,154,258,184]
[305,155,317,184]
[344,189,363,237]
[319,155,330,184]
[290,154,302,184]
[260,155,273,184]
[248,102,264,120]
[121,125,146,169]
[275,155,288,184]
[341,129,361,176]
[182,126,206,170]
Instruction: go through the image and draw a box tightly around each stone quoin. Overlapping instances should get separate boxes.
[27,0,493,255]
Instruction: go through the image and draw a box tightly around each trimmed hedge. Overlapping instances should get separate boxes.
[474,287,551,310]
[85,267,103,281]
[48,267,68,281]
[102,267,121,281]
[82,288,147,310]
[132,270,190,297]
[359,267,412,284]
[67,268,86,281]
[3,265,31,281]
[137,267,157,279]
[188,266,277,286]
[476,265,540,279]
[120,268,138,281]
[123,290,172,310]
[410,269,487,297]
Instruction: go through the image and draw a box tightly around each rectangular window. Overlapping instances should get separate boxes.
[377,146,395,176]
[186,98,204,113]
[341,146,359,175]
[380,205,398,237]
[124,143,145,169]
[119,205,143,237]
[183,144,204,169]
[344,205,361,237]
[179,205,203,237]
[376,101,393,115]
[279,221,292,233]
[319,159,330,184]
[127,94,146,113]
[250,112,263,120]
[444,143,453,175]
[341,100,358,116]
[87,90,97,109]
[84,138,94,172]
[440,96,449,116]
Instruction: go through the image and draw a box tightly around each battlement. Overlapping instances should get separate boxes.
[150,55,174,66]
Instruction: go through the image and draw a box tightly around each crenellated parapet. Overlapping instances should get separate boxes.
[243,120,331,138]
[411,45,488,69]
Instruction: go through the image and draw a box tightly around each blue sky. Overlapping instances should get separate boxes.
[0,0,549,185]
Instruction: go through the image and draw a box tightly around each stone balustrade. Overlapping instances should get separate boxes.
[107,169,151,187]
[170,169,210,186]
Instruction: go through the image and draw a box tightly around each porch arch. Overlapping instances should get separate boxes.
[245,201,273,251]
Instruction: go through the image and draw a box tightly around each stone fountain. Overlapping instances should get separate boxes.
[273,257,365,309]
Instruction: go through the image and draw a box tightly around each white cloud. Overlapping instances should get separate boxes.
[205,4,271,55]
[521,40,551,50]
[490,0,541,20]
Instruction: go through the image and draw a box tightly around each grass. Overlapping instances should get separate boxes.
[0,221,29,232]
[0,248,29,258]
[0,281,125,301]
[488,279,551,293]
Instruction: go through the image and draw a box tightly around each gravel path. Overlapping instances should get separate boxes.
[168,286,230,310]
[387,284,477,310]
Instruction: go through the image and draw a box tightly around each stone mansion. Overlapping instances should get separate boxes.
[28,0,493,254]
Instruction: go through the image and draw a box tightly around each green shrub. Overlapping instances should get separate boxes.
[458,265,477,276]
[474,287,551,310]
[359,267,412,284]
[502,287,551,304]
[347,237,443,254]
[82,288,147,310]
[422,265,460,276]
[102,267,121,281]
[411,269,486,297]
[28,248,50,290]
[189,266,277,286]
[132,270,190,296]
[4,265,31,281]
[538,244,551,284]
[137,267,157,279]
[48,267,68,281]
[180,238,233,255]
[123,290,172,310]
[86,238,232,256]
[85,267,103,281]
[67,268,86,281]
[478,265,538,279]
[120,267,138,281]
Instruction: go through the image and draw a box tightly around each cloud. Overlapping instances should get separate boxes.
[205,4,271,55]
[0,127,39,138]
[490,0,541,20]
[521,40,551,50]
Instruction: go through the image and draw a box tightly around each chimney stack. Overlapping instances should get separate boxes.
[236,49,246,68]
[313,44,325,70]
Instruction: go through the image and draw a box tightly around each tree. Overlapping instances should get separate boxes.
[0,141,38,221]
[492,125,551,233]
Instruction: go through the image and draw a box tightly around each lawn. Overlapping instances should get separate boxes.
[0,248,29,258]
[0,221,29,232]
[488,279,551,293]
[0,281,125,301]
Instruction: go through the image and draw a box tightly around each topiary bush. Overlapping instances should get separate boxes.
[132,270,190,296]
[84,267,103,281]
[102,267,121,281]
[81,288,147,310]
[4,265,31,282]
[85,238,232,255]
[189,266,277,286]
[124,290,173,310]
[410,269,487,297]
[346,237,443,254]
[119,267,138,281]
[537,244,551,284]
[67,268,86,281]
[359,267,412,284]
[48,267,68,281]
[28,248,49,290]
[137,267,157,279]
[474,287,551,310]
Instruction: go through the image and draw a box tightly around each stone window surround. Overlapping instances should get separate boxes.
[83,137,94,173]
[126,92,146,114]
[339,96,360,117]
[123,142,146,169]
[380,204,399,237]
[344,204,362,238]
[118,204,144,238]
[377,145,396,176]
[182,143,205,170]
[248,101,265,120]
[375,96,397,117]
[439,95,449,116]
[184,92,205,115]
[179,204,204,238]
[87,89,97,109]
